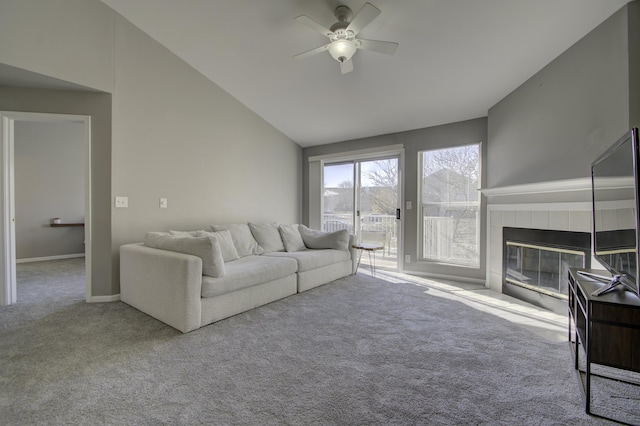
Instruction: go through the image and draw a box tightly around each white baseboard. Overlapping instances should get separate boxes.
[88,294,120,303]
[16,253,85,264]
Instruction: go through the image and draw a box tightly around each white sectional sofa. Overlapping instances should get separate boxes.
[120,223,356,333]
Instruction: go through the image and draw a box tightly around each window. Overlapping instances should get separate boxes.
[419,144,481,267]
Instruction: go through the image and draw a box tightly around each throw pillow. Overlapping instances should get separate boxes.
[249,222,285,252]
[299,225,349,251]
[278,224,306,252]
[210,223,265,257]
[144,232,225,278]
[196,230,240,262]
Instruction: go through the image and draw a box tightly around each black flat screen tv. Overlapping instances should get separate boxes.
[587,128,640,296]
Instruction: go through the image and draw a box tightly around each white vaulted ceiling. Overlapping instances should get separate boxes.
[100,0,630,147]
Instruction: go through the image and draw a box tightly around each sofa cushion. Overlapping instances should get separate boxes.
[211,224,265,257]
[299,225,349,251]
[201,255,297,298]
[264,249,350,272]
[169,230,202,237]
[196,230,240,262]
[169,229,240,262]
[279,224,306,252]
[144,232,225,278]
[249,222,285,252]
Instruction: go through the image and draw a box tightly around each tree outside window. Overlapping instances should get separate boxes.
[361,159,398,216]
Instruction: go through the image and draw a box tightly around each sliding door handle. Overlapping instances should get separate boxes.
[396,208,401,220]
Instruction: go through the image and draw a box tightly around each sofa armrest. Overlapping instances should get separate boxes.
[120,243,203,333]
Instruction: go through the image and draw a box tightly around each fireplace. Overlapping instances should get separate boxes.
[502,227,591,315]
[484,178,597,315]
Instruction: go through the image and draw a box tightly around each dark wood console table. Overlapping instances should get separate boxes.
[568,268,640,424]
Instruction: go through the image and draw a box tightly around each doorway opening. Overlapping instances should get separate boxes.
[322,155,401,272]
[1,112,91,305]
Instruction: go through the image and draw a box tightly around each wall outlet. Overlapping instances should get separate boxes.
[405,255,411,263]
[159,198,168,209]
[115,196,128,208]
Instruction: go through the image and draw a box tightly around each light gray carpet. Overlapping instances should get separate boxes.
[0,258,623,425]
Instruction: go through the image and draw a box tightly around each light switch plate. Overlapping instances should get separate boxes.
[159,198,168,209]
[115,196,128,208]
[406,201,412,209]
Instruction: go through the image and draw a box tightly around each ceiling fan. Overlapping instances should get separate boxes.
[294,2,399,74]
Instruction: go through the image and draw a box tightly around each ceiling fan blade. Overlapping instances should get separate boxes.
[355,38,399,55]
[346,2,381,36]
[294,15,334,38]
[294,43,330,60]
[340,58,354,74]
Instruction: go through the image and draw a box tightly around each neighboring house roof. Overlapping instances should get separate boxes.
[423,168,479,203]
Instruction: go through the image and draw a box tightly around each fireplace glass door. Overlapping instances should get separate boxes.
[505,242,586,298]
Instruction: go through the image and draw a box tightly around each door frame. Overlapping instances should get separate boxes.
[316,145,405,272]
[0,111,92,305]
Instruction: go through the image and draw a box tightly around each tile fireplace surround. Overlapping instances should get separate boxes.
[484,178,597,294]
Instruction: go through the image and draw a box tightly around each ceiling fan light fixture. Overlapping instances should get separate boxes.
[328,39,356,63]
[294,2,397,73]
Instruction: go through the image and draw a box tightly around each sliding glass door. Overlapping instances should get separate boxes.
[322,156,400,271]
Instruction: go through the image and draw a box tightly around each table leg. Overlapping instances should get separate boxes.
[373,249,376,277]
[355,249,363,274]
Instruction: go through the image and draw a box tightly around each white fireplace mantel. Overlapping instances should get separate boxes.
[481,178,595,206]
[481,178,591,197]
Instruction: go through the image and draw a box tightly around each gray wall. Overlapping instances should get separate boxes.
[628,2,640,127]
[0,0,114,92]
[14,121,85,259]
[0,0,302,297]
[303,118,488,282]
[487,4,634,189]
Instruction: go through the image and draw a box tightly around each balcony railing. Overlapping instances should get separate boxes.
[323,214,397,257]
[422,216,479,267]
